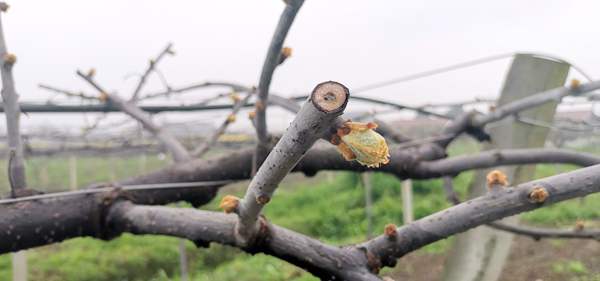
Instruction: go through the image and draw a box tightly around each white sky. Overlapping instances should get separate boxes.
[1,0,600,134]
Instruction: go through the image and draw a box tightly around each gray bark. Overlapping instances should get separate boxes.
[442,173,600,240]
[255,0,305,144]
[192,92,253,157]
[362,162,600,267]
[237,81,348,243]
[1,155,600,280]
[130,43,173,101]
[0,6,26,192]
[76,70,191,162]
[3,162,600,279]
[442,54,569,281]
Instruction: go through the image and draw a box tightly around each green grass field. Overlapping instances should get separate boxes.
[0,141,598,281]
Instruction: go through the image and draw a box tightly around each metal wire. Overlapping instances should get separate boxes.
[352,51,596,94]
[0,179,236,205]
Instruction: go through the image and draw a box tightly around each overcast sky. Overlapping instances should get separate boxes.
[1,0,600,133]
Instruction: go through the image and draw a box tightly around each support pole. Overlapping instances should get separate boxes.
[401,179,413,224]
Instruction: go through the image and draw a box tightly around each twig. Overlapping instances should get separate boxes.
[0,3,26,192]
[254,0,305,145]
[141,81,250,100]
[192,92,253,157]
[38,84,98,100]
[76,70,191,162]
[130,43,174,101]
[442,176,460,204]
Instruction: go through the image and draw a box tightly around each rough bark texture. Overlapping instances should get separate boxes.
[3,161,600,280]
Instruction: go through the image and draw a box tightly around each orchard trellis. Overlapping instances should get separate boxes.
[2,1,600,280]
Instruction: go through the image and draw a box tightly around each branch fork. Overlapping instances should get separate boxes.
[232,81,349,246]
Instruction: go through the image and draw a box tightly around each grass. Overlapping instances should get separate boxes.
[0,141,598,280]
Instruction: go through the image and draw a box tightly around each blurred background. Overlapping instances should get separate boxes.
[0,0,599,280]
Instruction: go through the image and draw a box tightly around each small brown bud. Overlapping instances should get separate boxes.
[570,79,581,90]
[248,111,256,119]
[98,92,109,102]
[255,100,265,111]
[282,47,292,58]
[0,3,9,12]
[229,92,241,103]
[87,68,96,78]
[3,53,16,65]
[278,46,293,65]
[574,220,585,232]
[219,195,240,213]
[384,224,397,239]
[226,114,236,123]
[486,170,508,190]
[256,195,270,205]
[528,186,549,203]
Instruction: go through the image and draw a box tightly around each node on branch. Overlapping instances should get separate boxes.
[255,100,265,111]
[86,68,96,78]
[528,186,549,203]
[3,53,16,66]
[570,78,581,90]
[219,195,240,214]
[226,114,236,124]
[574,220,585,232]
[486,170,508,191]
[384,224,398,240]
[278,46,293,65]
[229,92,241,103]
